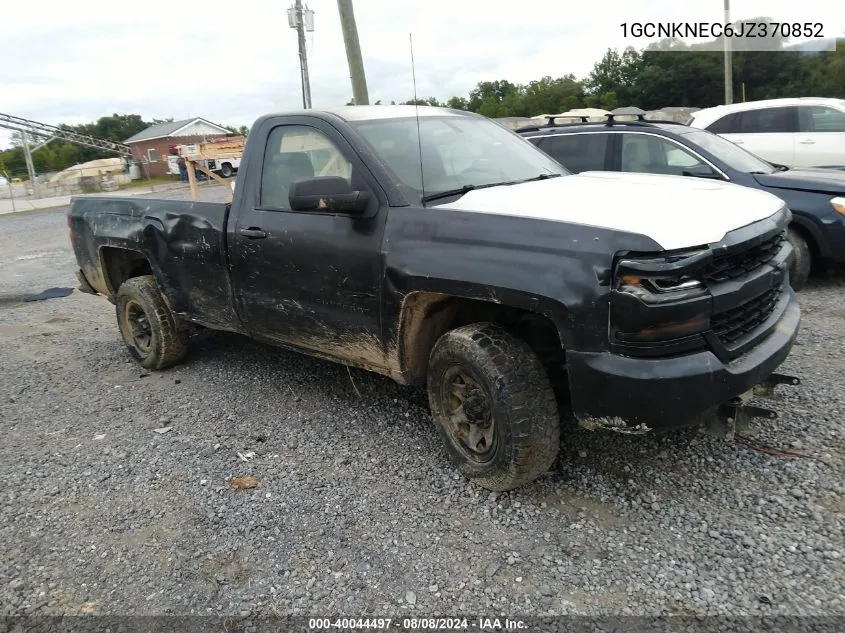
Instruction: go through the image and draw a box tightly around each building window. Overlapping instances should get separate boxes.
[147,148,158,162]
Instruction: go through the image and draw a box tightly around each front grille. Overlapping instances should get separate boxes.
[711,287,781,346]
[704,231,785,283]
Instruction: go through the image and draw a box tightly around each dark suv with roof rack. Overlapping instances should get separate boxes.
[517,115,845,289]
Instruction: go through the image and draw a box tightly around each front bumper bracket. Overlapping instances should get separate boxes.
[753,372,801,397]
[702,373,801,440]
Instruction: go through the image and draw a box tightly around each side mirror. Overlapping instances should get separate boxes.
[289,177,370,214]
[682,164,721,179]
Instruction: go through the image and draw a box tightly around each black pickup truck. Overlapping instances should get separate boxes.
[69,105,801,491]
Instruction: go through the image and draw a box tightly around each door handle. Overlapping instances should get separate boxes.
[798,140,816,145]
[239,227,267,239]
[732,139,744,145]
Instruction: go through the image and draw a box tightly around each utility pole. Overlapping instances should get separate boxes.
[288,0,313,108]
[723,0,733,104]
[337,0,369,105]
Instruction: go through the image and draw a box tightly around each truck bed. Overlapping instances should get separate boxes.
[68,195,241,332]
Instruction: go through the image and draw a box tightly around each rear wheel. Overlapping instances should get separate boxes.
[115,275,188,369]
[787,228,811,291]
[427,322,560,491]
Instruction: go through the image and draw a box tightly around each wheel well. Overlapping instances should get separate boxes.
[101,247,152,296]
[398,292,566,384]
[789,222,820,263]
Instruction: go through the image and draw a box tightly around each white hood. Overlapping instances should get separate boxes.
[433,171,787,250]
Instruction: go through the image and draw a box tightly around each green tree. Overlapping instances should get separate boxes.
[521,75,584,114]
[467,80,521,114]
[401,97,443,106]
[0,147,26,177]
[222,124,250,137]
[636,43,724,108]
[805,40,845,96]
[585,47,643,107]
[445,96,469,110]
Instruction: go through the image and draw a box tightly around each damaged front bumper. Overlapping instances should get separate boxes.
[566,289,801,434]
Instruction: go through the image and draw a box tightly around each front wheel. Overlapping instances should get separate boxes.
[786,228,811,291]
[220,163,233,178]
[427,322,560,491]
[115,275,188,370]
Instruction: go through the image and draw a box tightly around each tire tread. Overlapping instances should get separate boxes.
[427,322,560,491]
[115,275,188,370]
[787,228,811,291]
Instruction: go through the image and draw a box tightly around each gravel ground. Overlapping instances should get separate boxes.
[0,203,843,622]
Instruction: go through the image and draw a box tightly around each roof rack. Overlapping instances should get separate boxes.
[515,106,692,134]
[605,106,648,125]
[545,115,590,124]
[514,114,591,133]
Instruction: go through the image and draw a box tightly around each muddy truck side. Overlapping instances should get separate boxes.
[68,105,801,491]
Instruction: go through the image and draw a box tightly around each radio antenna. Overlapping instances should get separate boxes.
[409,33,426,205]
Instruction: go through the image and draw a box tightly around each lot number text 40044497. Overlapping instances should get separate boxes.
[308,617,528,630]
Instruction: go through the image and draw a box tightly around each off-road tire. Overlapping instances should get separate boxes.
[427,322,560,491]
[787,228,811,291]
[115,275,188,370]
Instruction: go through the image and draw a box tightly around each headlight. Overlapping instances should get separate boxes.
[610,251,713,345]
[832,197,845,217]
[616,270,704,300]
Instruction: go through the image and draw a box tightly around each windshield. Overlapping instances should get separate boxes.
[349,115,568,198]
[679,128,776,174]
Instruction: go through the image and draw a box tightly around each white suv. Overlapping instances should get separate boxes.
[689,97,845,169]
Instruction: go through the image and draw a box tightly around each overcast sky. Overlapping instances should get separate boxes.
[2,0,842,149]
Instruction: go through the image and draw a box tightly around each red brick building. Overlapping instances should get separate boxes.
[124,118,231,177]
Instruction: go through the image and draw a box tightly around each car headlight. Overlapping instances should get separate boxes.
[610,251,713,344]
[617,272,703,299]
[832,197,845,217]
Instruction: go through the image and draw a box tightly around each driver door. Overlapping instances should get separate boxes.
[230,121,387,359]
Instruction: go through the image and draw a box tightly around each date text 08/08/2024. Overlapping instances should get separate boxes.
[308,617,528,630]
[620,21,826,39]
